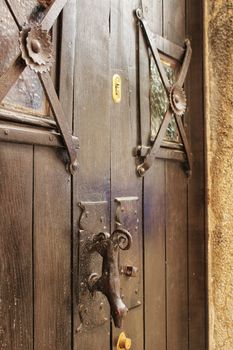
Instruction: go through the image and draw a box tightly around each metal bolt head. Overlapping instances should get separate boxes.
[31,39,41,53]
[137,165,145,176]
[136,8,143,19]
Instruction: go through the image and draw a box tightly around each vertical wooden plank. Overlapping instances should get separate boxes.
[144,160,166,350]
[186,1,206,349]
[163,1,189,349]
[59,2,77,348]
[139,0,163,146]
[59,0,76,127]
[166,162,188,350]
[163,0,185,45]
[0,143,33,350]
[73,0,111,349]
[34,147,71,350]
[34,2,75,348]
[140,1,167,350]
[33,3,74,349]
[110,1,144,350]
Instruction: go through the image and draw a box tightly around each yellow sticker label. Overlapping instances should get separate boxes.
[112,74,121,103]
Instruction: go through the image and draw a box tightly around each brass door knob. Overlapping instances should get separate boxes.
[117,332,132,350]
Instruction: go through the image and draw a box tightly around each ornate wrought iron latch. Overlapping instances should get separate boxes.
[135,8,192,177]
[88,226,132,328]
[78,198,140,331]
[0,0,78,174]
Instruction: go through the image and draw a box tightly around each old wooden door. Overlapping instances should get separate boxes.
[0,0,206,350]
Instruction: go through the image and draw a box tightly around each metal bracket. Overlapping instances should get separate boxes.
[135,8,192,177]
[0,0,78,174]
[77,197,141,331]
[77,201,110,333]
[115,197,142,310]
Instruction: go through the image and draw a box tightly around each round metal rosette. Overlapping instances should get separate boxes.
[169,84,187,116]
[19,25,54,73]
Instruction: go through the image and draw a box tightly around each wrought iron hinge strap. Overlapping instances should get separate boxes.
[135,8,192,177]
[136,9,171,94]
[0,0,78,174]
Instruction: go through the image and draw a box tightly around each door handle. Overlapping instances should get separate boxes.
[117,332,132,350]
[88,227,132,328]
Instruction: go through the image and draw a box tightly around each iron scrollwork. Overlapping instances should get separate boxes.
[88,227,132,328]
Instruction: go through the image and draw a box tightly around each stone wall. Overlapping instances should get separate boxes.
[205,1,233,349]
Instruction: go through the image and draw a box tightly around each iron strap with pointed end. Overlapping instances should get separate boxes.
[135,8,192,177]
[0,0,78,174]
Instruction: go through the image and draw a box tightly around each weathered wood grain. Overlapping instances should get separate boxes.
[163,1,189,349]
[110,1,144,349]
[34,146,71,350]
[166,162,188,350]
[140,1,167,349]
[33,3,75,347]
[0,143,33,350]
[186,1,207,349]
[73,0,111,349]
[144,160,166,350]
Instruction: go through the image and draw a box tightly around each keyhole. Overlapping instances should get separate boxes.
[115,83,120,97]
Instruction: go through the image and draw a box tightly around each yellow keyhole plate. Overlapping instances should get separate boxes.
[112,74,122,103]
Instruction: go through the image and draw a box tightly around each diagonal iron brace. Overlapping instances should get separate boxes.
[0,0,78,174]
[135,8,192,177]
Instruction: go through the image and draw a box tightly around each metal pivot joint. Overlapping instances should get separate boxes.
[135,8,192,177]
[0,0,78,174]
[88,227,132,328]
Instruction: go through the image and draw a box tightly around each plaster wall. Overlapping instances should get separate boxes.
[205,1,233,349]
